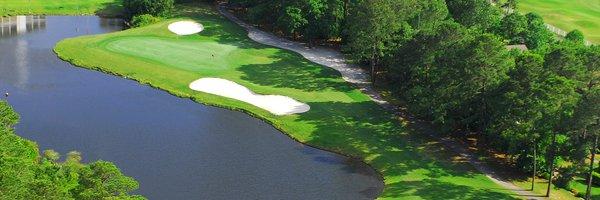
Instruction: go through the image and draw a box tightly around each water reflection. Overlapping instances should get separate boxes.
[100,18,123,27]
[0,16,46,37]
[14,39,29,88]
[0,16,124,89]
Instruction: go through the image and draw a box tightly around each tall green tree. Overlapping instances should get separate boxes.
[246,0,279,25]
[572,88,600,200]
[240,0,348,43]
[565,29,586,45]
[74,161,141,200]
[399,25,512,132]
[345,0,416,83]
[523,13,555,50]
[487,52,546,188]
[302,0,327,46]
[388,20,463,94]
[411,0,449,32]
[276,6,307,39]
[574,45,600,200]
[0,101,144,200]
[541,42,586,197]
[445,0,502,31]
[123,0,174,18]
[541,76,579,198]
[544,42,587,82]
[309,0,346,42]
[497,12,527,44]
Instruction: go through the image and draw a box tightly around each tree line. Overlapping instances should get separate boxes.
[228,0,599,198]
[121,0,215,26]
[0,101,144,200]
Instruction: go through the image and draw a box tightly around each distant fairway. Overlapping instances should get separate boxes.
[0,0,122,16]
[519,0,600,43]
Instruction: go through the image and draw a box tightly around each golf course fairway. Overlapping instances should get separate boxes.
[54,3,521,199]
[0,0,122,16]
[519,0,600,44]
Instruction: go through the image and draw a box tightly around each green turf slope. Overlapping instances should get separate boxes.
[0,0,122,16]
[519,0,600,44]
[54,4,522,199]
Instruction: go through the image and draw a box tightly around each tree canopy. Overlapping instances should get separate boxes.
[229,0,599,196]
[0,101,144,200]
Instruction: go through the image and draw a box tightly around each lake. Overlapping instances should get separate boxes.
[0,16,383,199]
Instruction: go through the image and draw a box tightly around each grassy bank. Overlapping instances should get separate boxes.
[513,178,580,200]
[0,0,123,16]
[571,178,600,199]
[519,0,600,44]
[55,3,522,199]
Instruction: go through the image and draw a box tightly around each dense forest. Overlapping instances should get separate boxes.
[0,101,143,199]
[218,0,599,198]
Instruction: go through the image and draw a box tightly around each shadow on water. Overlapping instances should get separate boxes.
[94,1,125,18]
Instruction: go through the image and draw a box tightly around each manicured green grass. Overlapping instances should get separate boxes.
[55,3,522,199]
[519,0,600,44]
[513,178,580,200]
[511,175,600,199]
[570,178,600,199]
[0,0,122,16]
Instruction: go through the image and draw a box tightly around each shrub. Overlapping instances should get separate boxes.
[123,0,174,18]
[131,14,161,27]
[565,29,585,44]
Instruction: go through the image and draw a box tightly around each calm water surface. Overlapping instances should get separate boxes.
[0,16,383,199]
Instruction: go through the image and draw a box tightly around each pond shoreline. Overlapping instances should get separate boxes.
[1,13,384,199]
[53,45,387,193]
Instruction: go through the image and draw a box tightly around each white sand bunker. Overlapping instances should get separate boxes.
[189,78,310,115]
[168,21,204,35]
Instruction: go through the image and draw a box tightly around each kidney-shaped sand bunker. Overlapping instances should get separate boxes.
[189,78,310,115]
[168,21,204,35]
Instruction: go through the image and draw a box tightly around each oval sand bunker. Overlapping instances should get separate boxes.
[168,21,204,35]
[189,78,310,115]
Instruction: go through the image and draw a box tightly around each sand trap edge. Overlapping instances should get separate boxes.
[189,78,310,115]
[168,21,204,35]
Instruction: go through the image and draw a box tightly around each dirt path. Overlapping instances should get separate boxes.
[218,5,547,200]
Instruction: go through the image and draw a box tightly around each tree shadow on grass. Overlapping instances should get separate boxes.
[297,101,518,199]
[176,4,357,92]
[238,51,355,92]
[382,179,520,200]
[574,179,600,200]
[176,3,261,49]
